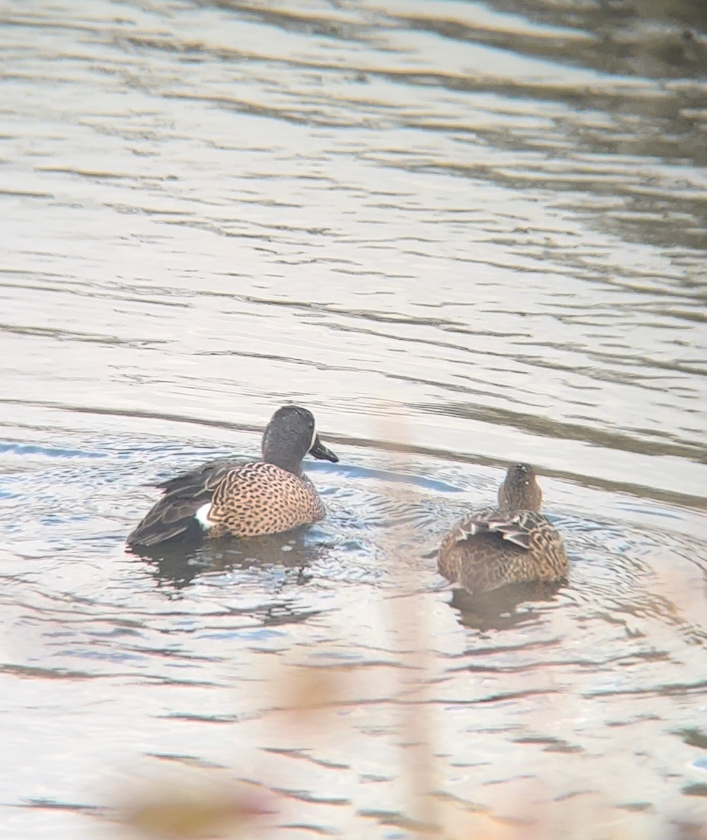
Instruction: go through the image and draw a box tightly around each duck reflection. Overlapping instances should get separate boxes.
[129,526,329,592]
[448,579,567,632]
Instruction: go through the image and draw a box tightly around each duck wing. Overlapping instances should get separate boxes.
[127,459,245,547]
[438,508,566,594]
[453,509,546,549]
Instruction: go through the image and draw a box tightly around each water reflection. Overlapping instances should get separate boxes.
[448,579,567,632]
[406,0,707,80]
[132,527,329,592]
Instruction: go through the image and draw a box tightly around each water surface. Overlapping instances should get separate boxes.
[1,0,706,837]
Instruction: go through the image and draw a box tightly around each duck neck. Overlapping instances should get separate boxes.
[499,482,542,511]
[263,449,303,476]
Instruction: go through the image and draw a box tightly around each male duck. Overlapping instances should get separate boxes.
[126,405,338,548]
[438,463,568,594]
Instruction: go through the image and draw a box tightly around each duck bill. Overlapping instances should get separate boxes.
[309,435,339,463]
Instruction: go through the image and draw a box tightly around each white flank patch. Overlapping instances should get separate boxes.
[195,502,213,531]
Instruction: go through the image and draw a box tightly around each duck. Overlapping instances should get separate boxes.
[126,405,339,548]
[437,463,568,594]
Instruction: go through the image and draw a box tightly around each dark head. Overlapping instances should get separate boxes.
[261,405,338,474]
[497,463,543,512]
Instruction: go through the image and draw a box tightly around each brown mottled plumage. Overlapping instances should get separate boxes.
[438,463,568,594]
[126,406,338,548]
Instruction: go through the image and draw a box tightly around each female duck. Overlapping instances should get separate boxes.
[438,463,568,594]
[126,405,338,547]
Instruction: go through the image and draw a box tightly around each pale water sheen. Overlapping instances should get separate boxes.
[0,0,706,837]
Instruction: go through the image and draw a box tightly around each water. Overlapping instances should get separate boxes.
[1,0,706,837]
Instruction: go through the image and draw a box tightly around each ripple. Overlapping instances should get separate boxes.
[1,0,706,834]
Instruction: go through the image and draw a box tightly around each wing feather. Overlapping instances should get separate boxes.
[127,459,244,548]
